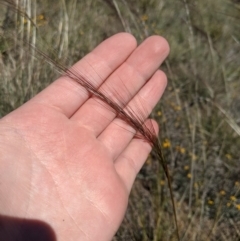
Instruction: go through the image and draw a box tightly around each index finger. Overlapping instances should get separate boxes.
[24,33,137,117]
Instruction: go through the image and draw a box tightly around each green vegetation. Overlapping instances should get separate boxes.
[1,0,240,240]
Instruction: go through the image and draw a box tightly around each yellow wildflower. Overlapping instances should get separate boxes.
[189,152,197,161]
[219,190,226,196]
[169,102,181,111]
[227,202,231,207]
[37,14,45,20]
[235,181,240,187]
[31,14,47,26]
[163,139,171,148]
[160,180,165,186]
[187,173,192,179]
[141,15,148,21]
[208,200,214,205]
[230,196,237,202]
[235,204,240,210]
[184,165,189,171]
[176,146,186,154]
[174,105,181,111]
[157,111,162,116]
[225,154,232,160]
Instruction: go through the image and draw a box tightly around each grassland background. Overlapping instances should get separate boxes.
[0,0,240,240]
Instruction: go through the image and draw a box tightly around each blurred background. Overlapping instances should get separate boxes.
[0,0,240,240]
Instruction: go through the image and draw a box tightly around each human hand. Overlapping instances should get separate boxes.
[0,33,169,241]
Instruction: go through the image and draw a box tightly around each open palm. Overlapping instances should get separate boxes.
[0,33,169,241]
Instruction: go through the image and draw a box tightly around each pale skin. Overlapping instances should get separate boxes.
[0,33,169,241]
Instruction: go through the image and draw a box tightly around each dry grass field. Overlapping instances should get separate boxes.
[1,0,240,240]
